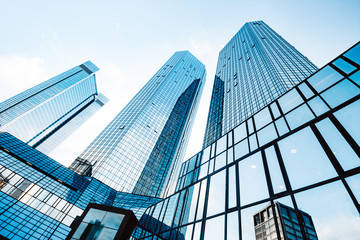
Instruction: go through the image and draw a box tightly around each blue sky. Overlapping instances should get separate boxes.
[0,0,359,166]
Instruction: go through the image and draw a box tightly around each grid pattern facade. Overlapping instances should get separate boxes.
[70,51,206,198]
[0,132,161,240]
[0,61,107,154]
[134,42,360,239]
[203,21,318,147]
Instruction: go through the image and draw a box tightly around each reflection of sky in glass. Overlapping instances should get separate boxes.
[345,174,360,203]
[227,211,239,240]
[307,66,342,93]
[241,202,268,240]
[207,169,225,216]
[334,99,360,147]
[295,181,360,239]
[265,146,286,194]
[316,118,360,171]
[239,152,269,206]
[321,79,359,108]
[204,214,225,240]
[278,127,337,190]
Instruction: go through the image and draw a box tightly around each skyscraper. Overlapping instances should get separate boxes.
[70,51,206,198]
[203,20,318,147]
[133,23,360,240]
[253,202,318,240]
[0,61,108,154]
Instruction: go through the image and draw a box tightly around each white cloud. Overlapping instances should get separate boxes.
[0,55,47,102]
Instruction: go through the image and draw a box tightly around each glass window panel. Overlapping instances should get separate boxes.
[215,152,226,171]
[265,146,286,194]
[199,162,209,179]
[196,179,207,220]
[333,58,356,74]
[307,66,343,93]
[201,146,210,164]
[321,79,360,108]
[83,209,106,223]
[216,135,227,155]
[193,222,202,240]
[345,174,360,203]
[228,147,234,164]
[228,166,237,209]
[207,169,226,217]
[285,104,314,130]
[344,43,360,65]
[248,118,254,134]
[184,224,193,240]
[234,123,247,143]
[96,227,117,239]
[208,158,214,175]
[295,181,359,239]
[257,124,277,147]
[228,131,233,147]
[249,134,258,152]
[316,118,360,171]
[270,102,281,119]
[298,82,314,99]
[334,99,360,146]
[187,183,200,223]
[101,212,124,229]
[211,143,216,158]
[308,96,330,116]
[204,215,225,240]
[254,107,272,130]
[234,139,249,160]
[238,152,269,206]
[278,127,337,190]
[278,88,303,114]
[275,117,289,136]
[349,70,360,86]
[227,211,239,240]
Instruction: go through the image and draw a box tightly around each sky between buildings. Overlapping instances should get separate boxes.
[0,0,359,167]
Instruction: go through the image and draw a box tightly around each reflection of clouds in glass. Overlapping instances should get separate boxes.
[317,214,360,239]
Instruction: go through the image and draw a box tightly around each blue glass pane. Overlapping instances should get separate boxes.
[207,169,225,216]
[238,152,269,205]
[249,134,258,152]
[201,146,211,164]
[332,58,356,74]
[234,123,247,144]
[215,151,227,171]
[345,174,360,203]
[234,139,249,160]
[216,135,227,155]
[316,118,360,171]
[254,107,272,130]
[285,104,314,130]
[344,43,360,65]
[257,123,277,146]
[275,117,289,136]
[308,96,330,116]
[265,146,286,194]
[298,82,314,99]
[278,127,337,190]
[278,88,303,113]
[270,102,281,119]
[307,66,343,93]
[321,79,359,108]
[334,99,360,146]
[349,70,360,86]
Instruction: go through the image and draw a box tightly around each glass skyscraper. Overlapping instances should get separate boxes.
[203,21,318,147]
[0,61,108,154]
[133,24,360,239]
[70,51,206,198]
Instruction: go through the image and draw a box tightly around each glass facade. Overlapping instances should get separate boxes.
[70,51,206,198]
[0,132,161,239]
[203,21,318,148]
[134,42,360,239]
[0,61,108,154]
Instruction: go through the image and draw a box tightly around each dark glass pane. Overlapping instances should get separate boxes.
[344,43,360,65]
[333,58,356,74]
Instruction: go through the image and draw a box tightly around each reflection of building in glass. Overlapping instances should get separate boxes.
[203,20,318,148]
[253,202,318,240]
[70,51,206,198]
[133,25,360,239]
[0,61,108,154]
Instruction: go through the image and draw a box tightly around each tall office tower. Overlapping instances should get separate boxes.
[253,202,318,240]
[70,51,206,198]
[133,34,360,240]
[203,20,318,147]
[0,61,108,154]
